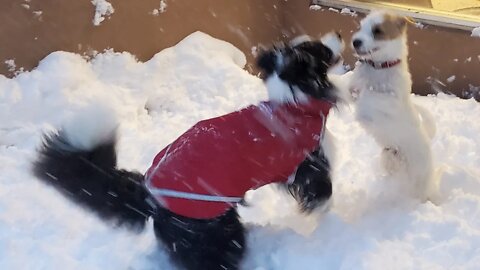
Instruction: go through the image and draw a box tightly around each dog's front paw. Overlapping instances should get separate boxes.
[287,178,332,214]
[299,196,332,214]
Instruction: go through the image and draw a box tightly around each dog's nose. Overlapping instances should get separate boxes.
[352,39,363,49]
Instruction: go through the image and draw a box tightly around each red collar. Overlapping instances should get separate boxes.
[360,59,401,69]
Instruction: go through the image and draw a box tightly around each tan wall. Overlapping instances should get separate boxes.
[1,0,479,98]
[0,0,282,75]
[282,1,480,98]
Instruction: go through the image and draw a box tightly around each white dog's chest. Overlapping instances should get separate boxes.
[349,65,411,101]
[350,67,413,128]
[351,71,396,98]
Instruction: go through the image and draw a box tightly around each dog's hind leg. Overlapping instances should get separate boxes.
[153,207,246,270]
[414,103,436,140]
[397,136,436,202]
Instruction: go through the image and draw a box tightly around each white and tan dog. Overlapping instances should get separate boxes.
[349,10,437,201]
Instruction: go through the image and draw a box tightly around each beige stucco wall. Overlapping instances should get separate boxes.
[0,0,282,75]
[282,1,480,98]
[1,0,479,98]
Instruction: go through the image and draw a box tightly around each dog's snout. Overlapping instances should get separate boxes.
[352,39,363,49]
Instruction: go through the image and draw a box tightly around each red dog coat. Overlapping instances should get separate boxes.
[145,99,332,219]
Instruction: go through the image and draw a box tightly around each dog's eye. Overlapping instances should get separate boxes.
[372,26,383,36]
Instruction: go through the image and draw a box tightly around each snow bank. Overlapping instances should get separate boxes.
[1,31,480,270]
[152,0,168,16]
[242,94,480,270]
[0,31,262,270]
[471,27,480,38]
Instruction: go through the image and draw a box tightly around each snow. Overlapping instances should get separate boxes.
[62,104,118,150]
[447,75,456,83]
[328,8,340,13]
[33,11,43,18]
[152,0,168,15]
[340,8,357,17]
[415,22,426,29]
[4,59,16,72]
[471,27,480,38]
[91,0,114,26]
[1,31,480,269]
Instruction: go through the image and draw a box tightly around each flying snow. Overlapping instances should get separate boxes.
[0,32,479,270]
[91,0,114,26]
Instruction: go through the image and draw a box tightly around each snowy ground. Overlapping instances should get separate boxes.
[1,32,479,270]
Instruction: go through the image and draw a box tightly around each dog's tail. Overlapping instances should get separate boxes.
[33,106,153,230]
[414,103,436,140]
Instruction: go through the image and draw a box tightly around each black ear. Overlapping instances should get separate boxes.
[256,50,277,77]
[278,55,309,83]
[295,41,333,68]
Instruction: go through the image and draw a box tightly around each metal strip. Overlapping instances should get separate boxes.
[149,188,243,203]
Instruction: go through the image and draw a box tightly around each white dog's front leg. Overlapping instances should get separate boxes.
[381,147,405,174]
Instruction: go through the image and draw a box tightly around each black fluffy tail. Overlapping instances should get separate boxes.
[33,130,153,230]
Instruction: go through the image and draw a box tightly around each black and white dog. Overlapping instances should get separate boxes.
[33,33,343,270]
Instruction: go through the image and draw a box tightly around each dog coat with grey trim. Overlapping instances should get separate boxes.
[145,99,332,219]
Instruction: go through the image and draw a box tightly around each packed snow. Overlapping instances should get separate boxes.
[472,26,480,38]
[328,8,340,13]
[91,0,114,26]
[4,59,16,72]
[340,8,357,17]
[152,0,168,16]
[1,32,480,270]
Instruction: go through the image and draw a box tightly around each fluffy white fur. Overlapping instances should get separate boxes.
[352,12,407,63]
[265,73,309,104]
[267,32,344,105]
[265,33,344,175]
[349,11,437,201]
[321,32,345,58]
[63,103,118,150]
[289,35,312,46]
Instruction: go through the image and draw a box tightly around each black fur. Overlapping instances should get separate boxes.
[33,130,245,270]
[154,207,245,270]
[257,40,337,102]
[33,38,338,270]
[257,40,336,214]
[256,50,277,77]
[33,131,152,230]
[286,149,332,213]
